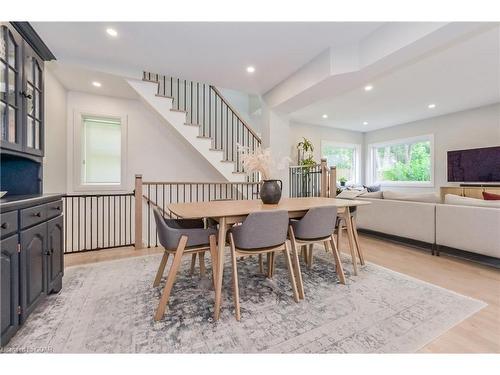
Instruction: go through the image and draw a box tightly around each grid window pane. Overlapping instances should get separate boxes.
[0,101,6,140]
[8,106,15,143]
[8,67,16,105]
[0,62,5,101]
[322,143,357,184]
[83,117,121,184]
[7,32,16,67]
[373,140,431,182]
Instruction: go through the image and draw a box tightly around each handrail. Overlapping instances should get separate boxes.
[209,85,262,143]
[142,181,262,185]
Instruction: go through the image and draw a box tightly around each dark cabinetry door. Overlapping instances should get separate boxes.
[1,235,19,346]
[20,222,46,322]
[46,216,63,293]
[0,23,22,152]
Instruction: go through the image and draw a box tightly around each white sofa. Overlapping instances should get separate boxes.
[355,193,500,259]
[436,204,500,258]
[356,198,436,244]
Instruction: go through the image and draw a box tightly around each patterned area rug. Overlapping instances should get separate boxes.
[6,248,486,353]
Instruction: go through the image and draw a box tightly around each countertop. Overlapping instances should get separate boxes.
[0,194,64,212]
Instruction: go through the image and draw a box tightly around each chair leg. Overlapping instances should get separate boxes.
[154,236,188,321]
[352,217,365,265]
[301,245,308,264]
[190,253,197,275]
[153,251,170,287]
[307,244,314,269]
[270,251,276,278]
[259,254,264,274]
[267,253,272,278]
[199,251,206,277]
[208,235,218,289]
[330,234,346,285]
[284,241,300,303]
[288,225,304,299]
[229,233,241,321]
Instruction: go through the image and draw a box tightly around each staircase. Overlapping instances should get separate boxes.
[127,72,261,182]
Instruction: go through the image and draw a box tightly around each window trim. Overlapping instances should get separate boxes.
[367,134,434,187]
[320,140,362,185]
[73,110,128,192]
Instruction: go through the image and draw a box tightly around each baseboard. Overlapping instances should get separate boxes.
[358,229,500,269]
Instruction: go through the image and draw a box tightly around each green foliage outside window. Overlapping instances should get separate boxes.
[375,141,431,182]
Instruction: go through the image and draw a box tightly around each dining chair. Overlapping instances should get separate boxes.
[228,210,299,321]
[336,206,365,272]
[288,206,346,298]
[152,207,218,321]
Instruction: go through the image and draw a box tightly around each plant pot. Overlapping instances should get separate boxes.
[260,180,282,204]
[340,181,346,187]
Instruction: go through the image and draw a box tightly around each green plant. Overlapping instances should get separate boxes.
[297,137,314,153]
[339,176,347,183]
[299,156,316,168]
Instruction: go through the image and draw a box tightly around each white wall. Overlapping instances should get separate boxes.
[289,121,364,166]
[364,103,500,193]
[43,68,68,193]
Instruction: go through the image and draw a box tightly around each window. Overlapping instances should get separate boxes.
[321,141,361,184]
[369,135,433,186]
[74,112,127,190]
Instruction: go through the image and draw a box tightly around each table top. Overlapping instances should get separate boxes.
[167,197,370,219]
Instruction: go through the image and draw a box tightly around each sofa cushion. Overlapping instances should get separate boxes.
[382,190,441,203]
[359,191,383,199]
[483,191,500,200]
[337,189,363,199]
[445,194,500,208]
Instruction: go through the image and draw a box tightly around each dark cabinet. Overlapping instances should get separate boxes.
[1,235,19,346]
[0,22,44,157]
[20,221,46,321]
[46,216,63,293]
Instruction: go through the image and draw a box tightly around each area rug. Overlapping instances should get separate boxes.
[5,247,486,353]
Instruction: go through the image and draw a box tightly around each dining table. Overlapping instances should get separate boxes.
[167,196,371,320]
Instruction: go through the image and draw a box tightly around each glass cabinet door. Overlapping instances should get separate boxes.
[23,46,43,155]
[0,25,21,151]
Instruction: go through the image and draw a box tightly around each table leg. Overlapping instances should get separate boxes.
[344,211,359,276]
[214,217,227,320]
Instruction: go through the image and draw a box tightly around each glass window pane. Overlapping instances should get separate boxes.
[322,143,357,184]
[83,117,121,184]
[34,120,40,149]
[8,106,15,143]
[7,33,16,67]
[27,117,34,148]
[0,28,6,61]
[0,101,6,140]
[373,140,431,182]
[25,56,33,84]
[34,63,41,89]
[35,90,41,119]
[0,62,5,101]
[8,67,16,105]
[26,84,34,116]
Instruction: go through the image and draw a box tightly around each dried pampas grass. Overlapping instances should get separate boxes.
[239,146,291,180]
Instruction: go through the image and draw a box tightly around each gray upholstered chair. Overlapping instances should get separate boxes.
[336,206,365,275]
[152,207,218,321]
[288,206,346,298]
[227,210,299,321]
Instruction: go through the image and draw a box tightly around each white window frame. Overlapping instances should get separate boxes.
[367,134,434,188]
[320,140,362,185]
[73,110,128,192]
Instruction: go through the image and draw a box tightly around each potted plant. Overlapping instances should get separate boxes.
[240,146,290,204]
[297,137,314,164]
[339,176,347,187]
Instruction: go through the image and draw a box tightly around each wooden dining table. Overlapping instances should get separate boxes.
[167,196,371,320]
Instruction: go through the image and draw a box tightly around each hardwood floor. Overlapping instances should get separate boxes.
[64,234,500,353]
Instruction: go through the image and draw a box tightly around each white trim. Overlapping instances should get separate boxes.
[72,110,128,192]
[320,140,362,184]
[366,134,434,187]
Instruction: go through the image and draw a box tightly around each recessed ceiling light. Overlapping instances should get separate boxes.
[364,85,373,91]
[363,121,368,125]
[246,66,255,73]
[322,114,328,119]
[92,81,102,87]
[106,28,118,37]
[428,103,436,109]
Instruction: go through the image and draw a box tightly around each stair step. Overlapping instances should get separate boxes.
[156,93,174,100]
[221,160,235,163]
[197,135,212,139]
[232,171,246,175]
[209,148,223,152]
[170,108,188,113]
[184,123,200,127]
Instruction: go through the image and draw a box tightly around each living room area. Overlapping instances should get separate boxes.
[1,0,500,370]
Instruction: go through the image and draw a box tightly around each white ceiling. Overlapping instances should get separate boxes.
[33,22,383,94]
[290,26,500,131]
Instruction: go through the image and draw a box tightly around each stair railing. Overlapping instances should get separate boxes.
[143,71,261,180]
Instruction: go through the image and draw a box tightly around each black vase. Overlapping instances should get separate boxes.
[260,180,282,204]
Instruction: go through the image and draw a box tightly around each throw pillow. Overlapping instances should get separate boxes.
[483,191,500,200]
[363,184,381,192]
[383,190,441,203]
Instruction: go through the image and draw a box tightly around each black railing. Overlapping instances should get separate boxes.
[143,71,260,181]
[63,193,135,253]
[142,181,261,248]
[289,165,322,198]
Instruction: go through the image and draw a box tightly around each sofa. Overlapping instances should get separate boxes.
[355,191,500,260]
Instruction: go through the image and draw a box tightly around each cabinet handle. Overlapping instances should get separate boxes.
[1,222,9,229]
[20,90,33,100]
[45,250,51,255]
[33,212,42,217]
